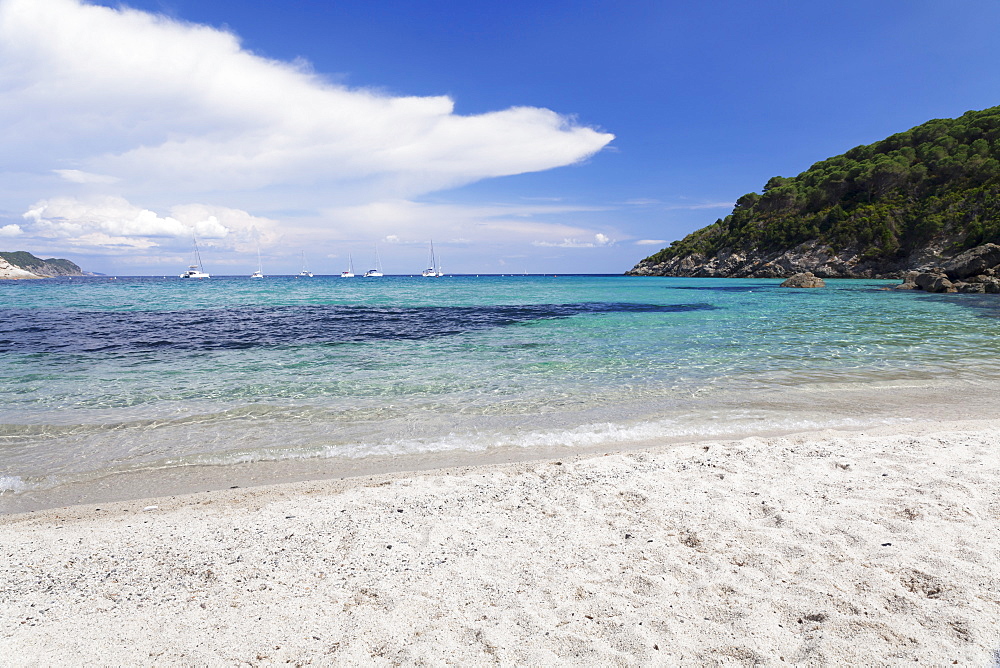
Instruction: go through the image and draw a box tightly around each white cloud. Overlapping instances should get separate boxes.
[20,195,277,252]
[0,0,613,205]
[533,233,615,248]
[623,199,733,210]
[635,239,667,245]
[665,201,734,210]
[53,169,119,184]
[0,223,22,236]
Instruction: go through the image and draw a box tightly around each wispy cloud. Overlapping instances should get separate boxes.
[533,233,614,248]
[634,239,667,245]
[622,199,733,210]
[665,201,734,211]
[322,200,614,247]
[53,170,120,185]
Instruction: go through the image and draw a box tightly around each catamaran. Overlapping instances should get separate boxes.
[180,240,210,279]
[421,240,442,277]
[250,245,264,279]
[363,244,384,277]
[341,253,355,278]
[298,251,313,277]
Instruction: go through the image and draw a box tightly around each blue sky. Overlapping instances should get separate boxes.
[3,0,1000,275]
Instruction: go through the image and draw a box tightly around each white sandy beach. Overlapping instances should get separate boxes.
[2,420,999,665]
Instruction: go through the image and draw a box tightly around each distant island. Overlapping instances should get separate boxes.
[0,251,85,279]
[628,105,1000,278]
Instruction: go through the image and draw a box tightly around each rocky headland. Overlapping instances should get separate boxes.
[627,106,1000,282]
[0,251,85,279]
[627,239,950,279]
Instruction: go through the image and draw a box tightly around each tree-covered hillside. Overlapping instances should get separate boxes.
[642,106,1000,266]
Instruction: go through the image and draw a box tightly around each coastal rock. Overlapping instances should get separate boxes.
[780,272,826,288]
[626,239,933,279]
[912,272,939,290]
[0,256,39,279]
[913,272,956,293]
[891,245,1000,292]
[892,271,920,290]
[941,243,1000,280]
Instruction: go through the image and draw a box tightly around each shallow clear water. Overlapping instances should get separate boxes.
[2,274,999,510]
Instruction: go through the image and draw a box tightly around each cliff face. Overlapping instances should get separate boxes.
[0,256,40,279]
[628,106,1000,278]
[0,251,85,278]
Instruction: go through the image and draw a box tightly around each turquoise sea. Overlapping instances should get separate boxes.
[3,274,1000,512]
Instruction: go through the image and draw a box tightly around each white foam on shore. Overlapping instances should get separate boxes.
[327,413,914,459]
[0,475,30,494]
[157,412,914,470]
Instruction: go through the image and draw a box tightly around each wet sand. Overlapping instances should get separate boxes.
[2,420,999,664]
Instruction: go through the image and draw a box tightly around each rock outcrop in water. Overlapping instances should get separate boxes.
[780,272,825,288]
[627,106,1000,279]
[0,251,85,279]
[892,243,1000,292]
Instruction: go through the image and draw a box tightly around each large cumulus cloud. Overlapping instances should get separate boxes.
[0,0,613,201]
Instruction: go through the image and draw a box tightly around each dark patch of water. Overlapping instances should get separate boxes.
[667,285,774,292]
[0,302,716,353]
[922,292,1000,318]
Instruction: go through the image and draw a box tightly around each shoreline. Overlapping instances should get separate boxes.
[2,419,999,663]
[8,372,1000,516]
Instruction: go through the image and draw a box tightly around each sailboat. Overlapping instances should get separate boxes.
[421,240,441,277]
[298,251,313,277]
[363,244,383,277]
[341,253,355,278]
[180,239,210,279]
[250,245,264,279]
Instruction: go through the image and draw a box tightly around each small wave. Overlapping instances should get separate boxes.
[0,475,32,494]
[134,412,914,471]
[347,414,913,456]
